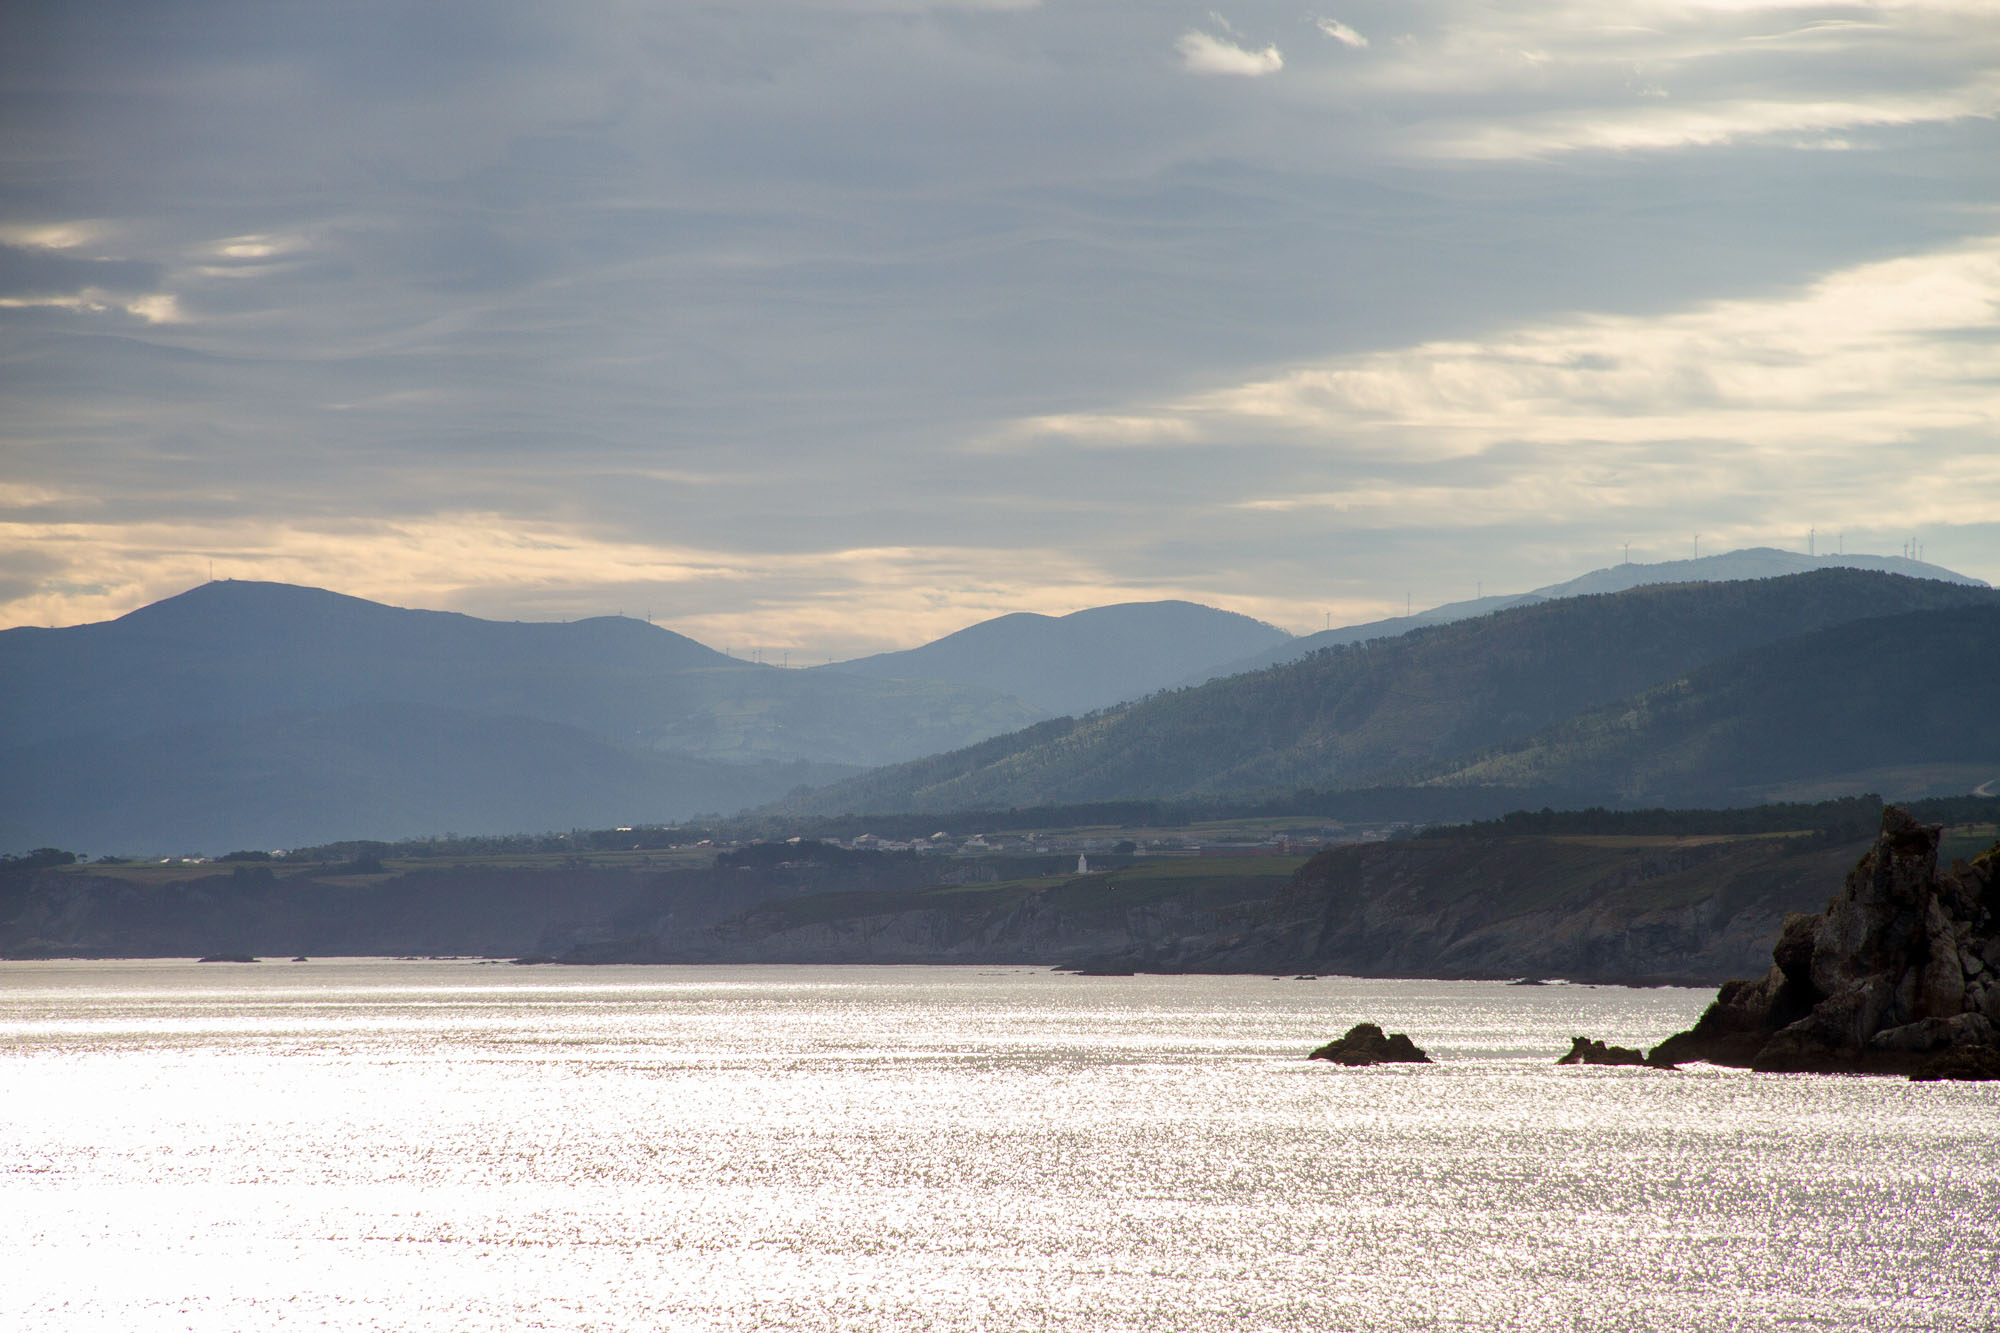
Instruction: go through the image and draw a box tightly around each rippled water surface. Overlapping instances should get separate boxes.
[5,959,1997,1331]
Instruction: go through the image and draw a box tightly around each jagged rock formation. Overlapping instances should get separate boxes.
[1308,1023,1432,1066]
[1557,1036,1669,1068]
[1649,808,2000,1078]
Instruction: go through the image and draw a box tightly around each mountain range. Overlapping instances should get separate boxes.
[0,581,985,849]
[4,553,1996,852]
[1427,604,2000,805]
[819,600,1289,716]
[0,581,1281,851]
[782,569,2000,816]
[1194,547,1982,681]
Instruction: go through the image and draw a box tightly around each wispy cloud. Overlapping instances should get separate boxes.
[1177,29,1283,76]
[1003,235,2000,564]
[1338,0,2000,160]
[1314,16,1368,49]
[1025,236,2000,455]
[1408,80,2000,159]
[1206,238,2000,451]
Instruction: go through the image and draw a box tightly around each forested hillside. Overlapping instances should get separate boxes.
[783,571,2000,814]
[1427,605,2000,804]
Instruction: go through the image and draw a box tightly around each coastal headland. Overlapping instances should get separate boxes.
[11,800,1994,991]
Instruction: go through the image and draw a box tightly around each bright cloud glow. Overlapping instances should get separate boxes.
[1177,30,1284,76]
[0,222,104,249]
[0,290,182,322]
[1187,236,2000,451]
[1010,234,2000,559]
[1335,0,2000,160]
[1028,235,2000,454]
[1410,81,2000,159]
[0,513,1303,658]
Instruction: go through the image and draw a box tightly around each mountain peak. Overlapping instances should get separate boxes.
[105,580,725,659]
[118,578,407,624]
[1532,547,1987,598]
[821,599,1292,715]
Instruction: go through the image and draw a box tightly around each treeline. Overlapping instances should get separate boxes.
[720,787,1586,842]
[272,791,1430,864]
[283,828,703,862]
[125,790,2000,869]
[0,848,77,875]
[1904,794,2000,828]
[1415,794,2000,842]
[1415,797,1884,842]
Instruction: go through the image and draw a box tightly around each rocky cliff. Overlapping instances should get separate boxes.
[544,871,1278,966]
[1650,808,2000,1076]
[0,848,936,960]
[6,830,1928,992]
[1124,835,1865,984]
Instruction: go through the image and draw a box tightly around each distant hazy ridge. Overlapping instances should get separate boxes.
[821,600,1291,715]
[1198,547,1982,681]
[0,583,1285,850]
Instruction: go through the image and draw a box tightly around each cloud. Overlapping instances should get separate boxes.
[0,242,177,320]
[0,244,160,299]
[996,234,2000,584]
[1314,17,1367,49]
[1408,80,2000,159]
[1328,0,2000,161]
[0,510,1300,659]
[1027,234,2000,456]
[1176,29,1283,77]
[1,0,1997,641]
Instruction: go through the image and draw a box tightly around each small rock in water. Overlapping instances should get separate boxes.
[196,953,257,963]
[1308,1022,1432,1066]
[1557,1036,1672,1068]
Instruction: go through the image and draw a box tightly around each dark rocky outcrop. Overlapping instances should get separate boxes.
[1308,1023,1432,1065]
[1557,1036,1671,1068]
[1649,808,2000,1078]
[1910,1045,2000,1082]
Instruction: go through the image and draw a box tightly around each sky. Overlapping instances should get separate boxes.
[2,0,1996,659]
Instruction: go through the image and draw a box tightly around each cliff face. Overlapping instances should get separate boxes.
[1651,808,2000,1075]
[0,854,929,960]
[5,832,1925,992]
[553,836,1841,979]
[1,865,677,959]
[1153,836,1864,984]
[551,874,1278,967]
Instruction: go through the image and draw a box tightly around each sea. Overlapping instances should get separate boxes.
[4,959,1996,1332]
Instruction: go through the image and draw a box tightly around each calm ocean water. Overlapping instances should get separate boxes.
[4,959,1996,1331]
